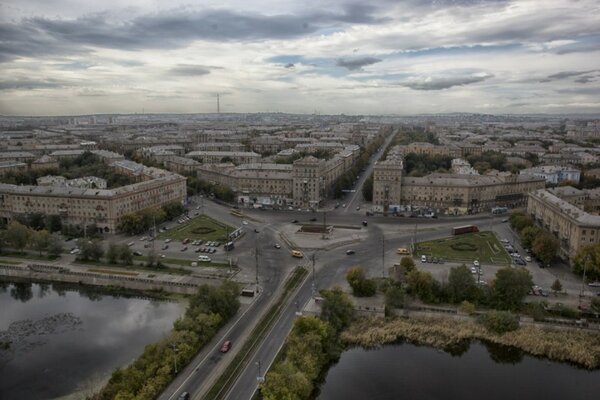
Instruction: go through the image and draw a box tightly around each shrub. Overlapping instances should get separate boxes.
[450,242,478,251]
[478,311,520,334]
[460,300,476,315]
[346,267,377,297]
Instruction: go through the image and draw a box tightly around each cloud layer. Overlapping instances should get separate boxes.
[0,0,599,115]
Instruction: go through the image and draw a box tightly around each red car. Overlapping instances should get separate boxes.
[220,340,232,353]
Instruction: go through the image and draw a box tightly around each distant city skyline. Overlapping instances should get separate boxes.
[0,0,599,116]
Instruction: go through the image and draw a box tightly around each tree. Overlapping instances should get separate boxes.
[572,243,600,281]
[520,226,540,249]
[478,311,519,334]
[346,267,377,297]
[406,269,440,303]
[77,239,104,262]
[47,236,63,258]
[447,264,479,303]
[400,256,416,273]
[319,287,354,333]
[551,279,563,295]
[118,244,133,265]
[45,215,62,233]
[7,221,30,253]
[532,232,558,266]
[362,174,373,201]
[491,267,533,310]
[30,229,51,256]
[106,243,119,264]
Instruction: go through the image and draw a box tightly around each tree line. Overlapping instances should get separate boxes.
[117,201,185,235]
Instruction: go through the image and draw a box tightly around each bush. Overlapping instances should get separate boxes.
[524,301,548,321]
[450,242,478,251]
[460,300,476,315]
[478,311,520,334]
[346,267,377,297]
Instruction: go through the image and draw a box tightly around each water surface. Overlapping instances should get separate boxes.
[318,341,600,400]
[0,281,184,399]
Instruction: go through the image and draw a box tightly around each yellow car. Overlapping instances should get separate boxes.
[291,250,303,258]
[397,247,410,255]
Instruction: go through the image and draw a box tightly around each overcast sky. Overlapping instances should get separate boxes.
[0,0,599,116]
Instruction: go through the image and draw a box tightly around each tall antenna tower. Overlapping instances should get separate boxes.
[217,93,220,113]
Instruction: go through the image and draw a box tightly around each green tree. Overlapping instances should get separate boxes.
[520,226,540,249]
[407,269,440,303]
[491,267,533,310]
[106,243,119,264]
[319,287,354,333]
[532,232,558,266]
[77,239,104,262]
[45,215,62,233]
[362,174,374,202]
[30,229,51,256]
[118,244,133,265]
[261,361,311,400]
[479,310,519,334]
[447,264,479,303]
[400,256,416,273]
[346,266,376,297]
[47,236,63,258]
[7,221,30,253]
[571,243,600,281]
[384,284,405,309]
[551,279,563,295]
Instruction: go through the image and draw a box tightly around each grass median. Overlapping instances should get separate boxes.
[204,266,308,400]
[159,215,233,242]
[415,231,511,265]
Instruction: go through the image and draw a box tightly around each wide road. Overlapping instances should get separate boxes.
[343,129,397,213]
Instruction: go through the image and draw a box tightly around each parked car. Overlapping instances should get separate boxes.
[242,220,248,225]
[195,247,202,253]
[127,242,135,247]
[356,206,360,211]
[165,238,172,243]
[133,251,142,256]
[310,217,317,222]
[421,255,427,263]
[198,255,211,262]
[180,246,188,252]
[473,260,480,267]
[525,256,532,262]
[220,340,232,353]
[471,267,477,274]
[70,248,80,254]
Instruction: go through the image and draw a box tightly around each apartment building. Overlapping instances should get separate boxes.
[527,189,600,260]
[372,156,544,214]
[185,151,261,165]
[0,163,186,233]
[520,165,581,184]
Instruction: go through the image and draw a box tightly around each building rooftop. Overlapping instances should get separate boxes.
[532,189,600,226]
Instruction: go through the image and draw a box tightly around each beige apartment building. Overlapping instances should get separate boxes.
[0,164,186,233]
[186,151,261,165]
[527,189,600,260]
[372,156,544,214]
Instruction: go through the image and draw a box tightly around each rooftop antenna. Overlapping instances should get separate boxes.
[217,93,220,113]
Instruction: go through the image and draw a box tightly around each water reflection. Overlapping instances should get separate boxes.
[0,281,183,400]
[318,341,600,400]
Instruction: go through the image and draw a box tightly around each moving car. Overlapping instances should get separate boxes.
[362,220,368,226]
[291,250,303,258]
[198,255,211,262]
[220,340,232,353]
[397,247,410,255]
[310,217,317,222]
[178,391,190,400]
[274,243,281,249]
[346,250,355,255]
[292,219,298,223]
[133,251,142,256]
[242,220,248,225]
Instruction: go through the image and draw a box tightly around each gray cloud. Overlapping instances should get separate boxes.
[0,6,385,62]
[168,65,213,76]
[336,57,382,70]
[574,75,596,84]
[402,74,492,90]
[540,70,599,82]
[0,78,73,91]
[284,63,295,69]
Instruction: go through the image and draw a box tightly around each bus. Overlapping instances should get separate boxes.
[452,225,479,235]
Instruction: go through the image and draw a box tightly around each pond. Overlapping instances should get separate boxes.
[318,340,600,400]
[0,280,184,399]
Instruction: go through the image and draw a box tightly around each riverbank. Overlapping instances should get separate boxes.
[341,316,600,369]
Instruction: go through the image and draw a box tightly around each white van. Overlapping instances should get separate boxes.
[198,255,212,262]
